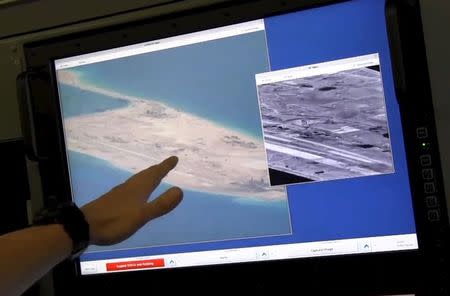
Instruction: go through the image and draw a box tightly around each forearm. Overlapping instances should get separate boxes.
[0,225,72,296]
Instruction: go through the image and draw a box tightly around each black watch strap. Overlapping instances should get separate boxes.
[33,202,90,258]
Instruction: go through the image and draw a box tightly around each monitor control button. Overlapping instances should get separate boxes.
[425,196,438,208]
[416,127,428,139]
[428,209,440,222]
[422,168,434,180]
[424,182,436,194]
[420,155,432,166]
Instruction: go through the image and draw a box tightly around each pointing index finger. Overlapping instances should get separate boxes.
[159,155,179,174]
[126,156,179,196]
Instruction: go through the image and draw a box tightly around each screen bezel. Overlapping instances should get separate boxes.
[21,0,441,294]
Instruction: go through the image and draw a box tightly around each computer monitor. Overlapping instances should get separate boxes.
[19,0,450,292]
[49,0,419,275]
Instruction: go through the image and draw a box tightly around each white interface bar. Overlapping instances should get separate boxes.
[80,233,418,275]
[55,19,265,70]
[255,53,380,85]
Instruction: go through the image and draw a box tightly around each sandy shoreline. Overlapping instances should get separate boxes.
[58,70,286,200]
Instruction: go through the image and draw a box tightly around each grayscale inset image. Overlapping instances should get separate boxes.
[257,65,395,186]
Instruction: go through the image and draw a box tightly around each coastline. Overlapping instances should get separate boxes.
[58,70,262,140]
[69,149,287,204]
[58,70,286,200]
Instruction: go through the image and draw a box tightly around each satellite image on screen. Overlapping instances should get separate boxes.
[257,61,395,186]
[57,30,292,252]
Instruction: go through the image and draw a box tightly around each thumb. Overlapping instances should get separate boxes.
[143,187,183,222]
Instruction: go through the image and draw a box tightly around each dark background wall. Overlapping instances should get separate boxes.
[0,139,29,235]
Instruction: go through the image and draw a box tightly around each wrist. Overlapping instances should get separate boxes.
[47,224,73,255]
[33,202,90,258]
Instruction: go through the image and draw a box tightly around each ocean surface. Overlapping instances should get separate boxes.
[69,151,291,251]
[59,84,128,118]
[73,31,270,139]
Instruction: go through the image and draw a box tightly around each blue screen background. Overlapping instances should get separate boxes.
[81,0,416,262]
[264,0,416,241]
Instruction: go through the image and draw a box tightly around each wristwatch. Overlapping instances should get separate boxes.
[33,202,90,259]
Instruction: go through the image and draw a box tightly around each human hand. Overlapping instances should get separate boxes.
[81,156,183,245]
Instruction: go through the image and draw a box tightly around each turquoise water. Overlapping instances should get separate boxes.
[69,151,291,250]
[74,31,270,138]
[58,84,128,118]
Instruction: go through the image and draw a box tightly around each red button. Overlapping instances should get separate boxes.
[106,259,165,271]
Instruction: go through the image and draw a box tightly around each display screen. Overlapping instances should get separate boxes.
[54,0,417,275]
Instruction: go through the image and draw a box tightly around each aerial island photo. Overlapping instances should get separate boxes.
[57,30,292,252]
[257,62,395,186]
